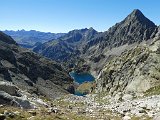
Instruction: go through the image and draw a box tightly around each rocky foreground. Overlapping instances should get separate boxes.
[1,91,160,120]
[61,93,160,120]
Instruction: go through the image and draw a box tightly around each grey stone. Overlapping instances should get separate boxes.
[0,81,18,96]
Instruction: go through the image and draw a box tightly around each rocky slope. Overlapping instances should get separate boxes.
[3,30,65,48]
[0,31,73,105]
[96,26,160,96]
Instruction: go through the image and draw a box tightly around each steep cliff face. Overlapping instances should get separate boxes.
[94,11,160,95]
[0,31,73,99]
[96,32,160,95]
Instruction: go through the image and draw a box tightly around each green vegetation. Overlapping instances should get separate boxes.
[131,115,152,120]
[0,106,94,120]
[76,82,94,95]
[144,85,160,96]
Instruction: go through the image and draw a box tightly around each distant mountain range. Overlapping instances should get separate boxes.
[3,30,65,48]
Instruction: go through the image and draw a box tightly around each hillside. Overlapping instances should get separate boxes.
[0,31,73,101]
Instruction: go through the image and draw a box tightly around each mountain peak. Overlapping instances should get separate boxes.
[126,9,146,21]
[131,9,143,16]
[124,9,156,28]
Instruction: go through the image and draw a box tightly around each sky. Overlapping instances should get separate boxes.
[0,0,160,33]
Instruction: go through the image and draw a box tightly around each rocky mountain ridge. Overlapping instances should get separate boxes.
[84,9,157,52]
[33,27,98,62]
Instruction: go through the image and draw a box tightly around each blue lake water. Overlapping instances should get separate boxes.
[69,71,95,84]
[74,91,85,96]
[69,71,95,96]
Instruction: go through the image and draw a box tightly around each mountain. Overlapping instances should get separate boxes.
[33,9,158,77]
[96,28,160,95]
[33,27,98,62]
[93,10,160,95]
[85,9,156,52]
[1,9,160,119]
[0,31,73,101]
[32,9,160,96]
[80,9,158,76]
[3,30,65,48]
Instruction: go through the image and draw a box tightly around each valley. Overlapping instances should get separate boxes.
[0,9,160,120]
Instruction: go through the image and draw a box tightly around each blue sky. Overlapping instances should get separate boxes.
[0,0,160,33]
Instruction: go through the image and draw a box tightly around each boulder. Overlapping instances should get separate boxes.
[114,92,123,101]
[153,112,160,120]
[0,81,18,96]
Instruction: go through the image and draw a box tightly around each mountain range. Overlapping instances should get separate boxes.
[3,30,65,48]
[33,9,157,75]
